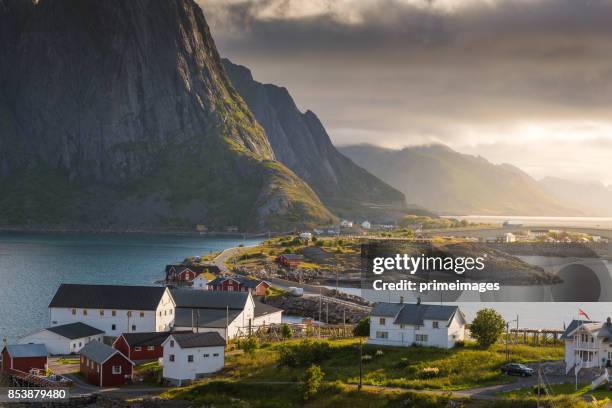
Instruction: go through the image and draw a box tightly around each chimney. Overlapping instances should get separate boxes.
[399,296,404,304]
[2,338,7,349]
[417,297,421,305]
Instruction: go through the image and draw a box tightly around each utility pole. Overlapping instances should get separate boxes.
[319,287,322,339]
[505,321,510,362]
[358,338,363,392]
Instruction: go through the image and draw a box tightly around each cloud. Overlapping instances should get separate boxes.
[199,0,612,184]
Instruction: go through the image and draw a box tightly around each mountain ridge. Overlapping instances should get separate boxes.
[339,143,578,216]
[222,58,407,221]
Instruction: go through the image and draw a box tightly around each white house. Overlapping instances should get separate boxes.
[253,301,283,327]
[340,220,353,228]
[503,233,517,243]
[162,332,226,385]
[171,290,255,339]
[48,284,176,337]
[368,302,466,349]
[19,322,104,355]
[361,221,371,230]
[562,318,612,374]
[299,232,313,241]
[191,274,208,290]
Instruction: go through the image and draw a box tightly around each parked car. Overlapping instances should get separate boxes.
[501,363,534,377]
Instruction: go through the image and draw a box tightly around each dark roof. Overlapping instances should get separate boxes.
[207,276,267,289]
[47,322,104,339]
[118,331,190,347]
[165,264,220,274]
[49,284,167,310]
[254,301,283,318]
[80,341,132,365]
[174,308,242,328]
[5,344,47,358]
[171,289,248,309]
[168,332,226,349]
[371,302,461,326]
[561,320,595,339]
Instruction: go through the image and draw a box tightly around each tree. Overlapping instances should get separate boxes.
[281,323,293,339]
[239,336,259,355]
[300,364,324,400]
[470,308,505,348]
[353,317,370,337]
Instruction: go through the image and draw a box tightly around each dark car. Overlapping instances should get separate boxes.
[501,363,534,377]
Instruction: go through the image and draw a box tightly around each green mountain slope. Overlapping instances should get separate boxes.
[0,0,334,231]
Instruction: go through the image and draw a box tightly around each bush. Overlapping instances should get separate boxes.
[281,323,293,339]
[353,317,370,336]
[454,340,465,348]
[300,364,324,401]
[470,308,505,348]
[278,340,331,367]
[239,336,259,355]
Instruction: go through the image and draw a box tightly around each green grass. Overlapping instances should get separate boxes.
[218,338,563,391]
[57,358,80,365]
[499,382,612,401]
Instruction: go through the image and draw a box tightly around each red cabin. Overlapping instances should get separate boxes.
[80,341,133,387]
[112,331,188,361]
[1,344,48,374]
[207,276,270,296]
[275,254,304,269]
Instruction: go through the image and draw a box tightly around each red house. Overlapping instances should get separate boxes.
[275,254,304,269]
[112,331,188,361]
[207,276,270,296]
[1,344,48,374]
[165,264,220,286]
[80,341,134,387]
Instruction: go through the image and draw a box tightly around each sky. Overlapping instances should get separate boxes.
[198,0,612,185]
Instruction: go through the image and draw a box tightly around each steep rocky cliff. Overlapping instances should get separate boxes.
[223,59,406,220]
[0,0,334,231]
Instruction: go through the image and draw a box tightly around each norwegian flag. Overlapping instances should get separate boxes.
[578,308,591,320]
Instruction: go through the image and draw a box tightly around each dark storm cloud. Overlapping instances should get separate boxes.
[199,0,612,183]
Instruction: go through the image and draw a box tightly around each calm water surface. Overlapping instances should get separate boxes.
[0,232,260,342]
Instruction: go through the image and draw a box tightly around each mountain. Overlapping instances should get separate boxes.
[540,177,612,216]
[222,59,406,220]
[0,0,335,231]
[339,144,577,216]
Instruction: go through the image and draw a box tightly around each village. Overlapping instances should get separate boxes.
[1,230,612,407]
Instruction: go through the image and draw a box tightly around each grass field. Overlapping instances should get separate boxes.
[499,382,612,401]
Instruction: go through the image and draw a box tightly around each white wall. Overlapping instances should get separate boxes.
[18,330,103,355]
[253,311,283,327]
[155,289,176,332]
[49,308,157,337]
[162,340,224,383]
[368,314,464,349]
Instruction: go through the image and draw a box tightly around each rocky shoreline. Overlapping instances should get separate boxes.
[263,295,369,324]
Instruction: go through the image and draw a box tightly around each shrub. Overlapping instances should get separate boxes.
[300,364,324,401]
[278,340,331,367]
[239,336,259,355]
[281,323,293,339]
[470,308,505,348]
[454,340,465,348]
[353,317,370,336]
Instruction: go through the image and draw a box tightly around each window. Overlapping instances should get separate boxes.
[83,309,88,316]
[203,354,210,358]
[135,347,142,351]
[379,318,386,325]
[79,342,82,347]
[131,325,136,331]
[415,334,429,342]
[213,353,219,357]
[112,365,121,374]
[169,354,175,362]
[140,311,144,318]
[170,340,174,347]
[376,331,389,339]
[96,365,100,373]
[99,310,104,316]
[164,310,167,316]
[81,356,84,363]
[170,309,173,315]
[432,321,439,329]
[147,346,155,351]
[159,311,162,317]
[72,308,76,315]
[187,355,194,363]
[400,324,405,329]
[112,310,117,316]
[111,324,116,331]
[73,343,77,349]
